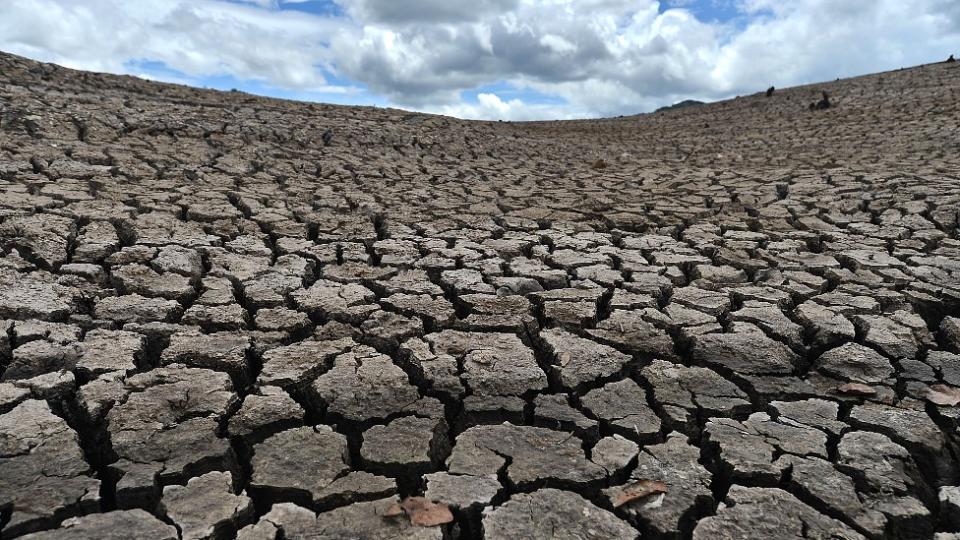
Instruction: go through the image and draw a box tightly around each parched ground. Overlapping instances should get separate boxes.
[1,49,959,539]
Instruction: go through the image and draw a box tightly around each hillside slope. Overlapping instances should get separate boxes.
[1,50,959,538]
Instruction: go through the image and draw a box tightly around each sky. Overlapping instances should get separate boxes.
[1,0,958,120]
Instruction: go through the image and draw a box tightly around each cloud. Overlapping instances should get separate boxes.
[0,0,957,119]
[711,0,960,91]
[337,0,519,24]
[429,92,577,121]
[0,0,344,91]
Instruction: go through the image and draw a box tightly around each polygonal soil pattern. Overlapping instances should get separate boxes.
[1,50,960,538]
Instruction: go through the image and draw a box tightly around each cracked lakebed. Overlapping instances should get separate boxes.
[1,51,960,539]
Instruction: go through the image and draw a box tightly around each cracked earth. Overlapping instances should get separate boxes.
[1,50,959,539]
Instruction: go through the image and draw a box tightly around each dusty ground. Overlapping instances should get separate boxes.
[1,49,959,539]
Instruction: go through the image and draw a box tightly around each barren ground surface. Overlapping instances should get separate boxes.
[1,50,960,539]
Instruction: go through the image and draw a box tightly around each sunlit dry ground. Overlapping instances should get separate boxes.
[1,50,960,539]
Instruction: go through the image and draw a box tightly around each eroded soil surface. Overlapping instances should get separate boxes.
[1,50,960,539]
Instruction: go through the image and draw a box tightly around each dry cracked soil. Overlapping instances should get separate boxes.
[1,50,960,539]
